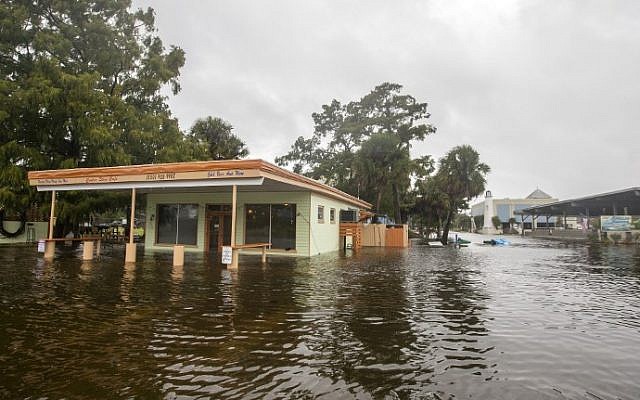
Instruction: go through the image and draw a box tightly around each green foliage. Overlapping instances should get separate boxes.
[276,82,436,221]
[473,215,483,232]
[412,145,490,244]
[0,0,197,222]
[188,116,249,160]
[412,174,450,236]
[492,216,502,230]
[355,133,408,212]
[454,214,472,231]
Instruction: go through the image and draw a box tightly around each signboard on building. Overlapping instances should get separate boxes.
[221,246,233,264]
[601,215,632,231]
[29,169,261,186]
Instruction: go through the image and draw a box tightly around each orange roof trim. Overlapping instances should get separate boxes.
[28,159,372,209]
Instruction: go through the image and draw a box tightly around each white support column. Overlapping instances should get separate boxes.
[481,191,499,235]
[230,185,238,268]
[44,190,56,259]
[125,188,137,263]
[82,241,95,261]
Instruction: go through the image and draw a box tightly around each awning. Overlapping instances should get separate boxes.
[516,187,640,217]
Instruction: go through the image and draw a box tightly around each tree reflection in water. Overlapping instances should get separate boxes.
[321,249,417,397]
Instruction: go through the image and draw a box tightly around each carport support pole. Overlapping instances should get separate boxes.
[125,188,137,263]
[44,190,56,259]
[230,185,238,268]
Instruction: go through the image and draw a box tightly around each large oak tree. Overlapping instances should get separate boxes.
[0,0,196,223]
[276,82,435,222]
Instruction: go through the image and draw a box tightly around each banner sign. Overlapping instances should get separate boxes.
[30,169,261,186]
[601,215,632,231]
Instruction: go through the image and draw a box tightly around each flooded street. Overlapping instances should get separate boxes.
[1,236,640,399]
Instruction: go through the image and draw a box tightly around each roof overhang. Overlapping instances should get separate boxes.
[35,177,264,192]
[27,159,372,209]
[517,187,640,217]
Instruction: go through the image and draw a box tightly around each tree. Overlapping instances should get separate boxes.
[277,83,435,221]
[435,145,490,245]
[492,216,502,230]
[411,174,449,237]
[0,1,191,224]
[188,116,249,160]
[454,214,472,232]
[508,217,516,233]
[355,133,408,212]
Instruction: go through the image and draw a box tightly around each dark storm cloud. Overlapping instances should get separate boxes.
[133,0,640,200]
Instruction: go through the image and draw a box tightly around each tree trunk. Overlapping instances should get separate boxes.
[441,211,453,245]
[392,183,402,224]
[376,191,383,214]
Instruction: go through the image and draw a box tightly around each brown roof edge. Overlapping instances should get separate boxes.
[27,159,265,179]
[258,161,371,209]
[27,159,372,209]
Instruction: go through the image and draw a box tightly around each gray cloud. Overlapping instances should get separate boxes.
[134,0,640,200]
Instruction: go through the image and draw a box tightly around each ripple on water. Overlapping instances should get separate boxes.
[0,238,639,399]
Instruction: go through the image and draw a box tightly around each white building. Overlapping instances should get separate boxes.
[471,189,558,234]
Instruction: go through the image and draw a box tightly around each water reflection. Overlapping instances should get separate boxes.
[1,238,640,399]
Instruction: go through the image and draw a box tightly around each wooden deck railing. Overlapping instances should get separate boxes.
[339,222,363,250]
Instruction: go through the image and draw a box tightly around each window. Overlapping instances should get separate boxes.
[245,204,296,250]
[317,205,324,223]
[156,204,198,245]
[330,208,336,224]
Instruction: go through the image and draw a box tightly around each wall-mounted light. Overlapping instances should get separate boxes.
[150,214,155,222]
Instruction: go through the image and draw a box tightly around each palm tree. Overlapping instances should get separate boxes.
[436,145,490,245]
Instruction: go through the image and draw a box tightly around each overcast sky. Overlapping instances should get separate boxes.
[133,0,639,201]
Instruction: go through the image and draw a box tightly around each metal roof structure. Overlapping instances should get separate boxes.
[516,187,640,217]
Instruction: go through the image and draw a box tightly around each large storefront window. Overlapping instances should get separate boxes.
[245,204,296,250]
[157,204,198,245]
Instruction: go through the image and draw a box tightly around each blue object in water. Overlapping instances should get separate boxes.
[483,238,510,246]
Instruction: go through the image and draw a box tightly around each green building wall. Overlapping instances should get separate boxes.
[144,191,311,256]
[144,190,361,257]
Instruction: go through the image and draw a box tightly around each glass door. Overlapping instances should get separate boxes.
[206,204,232,254]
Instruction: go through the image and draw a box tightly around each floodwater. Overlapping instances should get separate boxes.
[1,235,640,399]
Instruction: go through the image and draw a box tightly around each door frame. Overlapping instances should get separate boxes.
[205,204,232,254]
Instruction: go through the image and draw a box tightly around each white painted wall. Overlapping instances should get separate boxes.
[309,193,358,255]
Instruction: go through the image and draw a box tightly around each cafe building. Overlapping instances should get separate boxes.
[28,159,371,263]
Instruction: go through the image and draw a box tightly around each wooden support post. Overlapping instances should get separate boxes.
[231,250,239,268]
[44,190,57,259]
[48,190,56,239]
[82,241,94,261]
[125,188,137,263]
[230,185,238,268]
[173,245,184,267]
